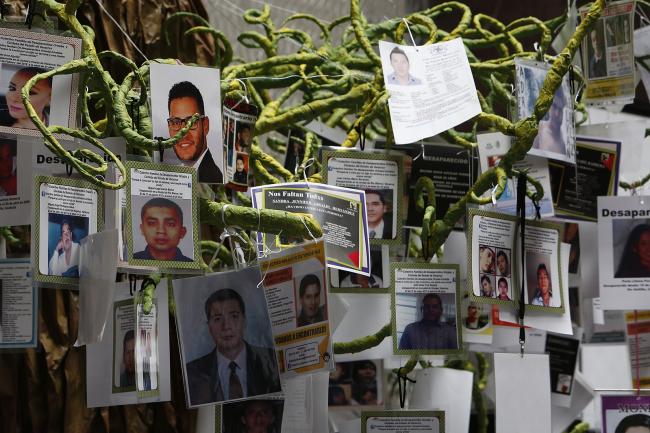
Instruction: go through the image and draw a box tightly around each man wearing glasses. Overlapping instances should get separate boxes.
[167,81,223,183]
[398,293,458,351]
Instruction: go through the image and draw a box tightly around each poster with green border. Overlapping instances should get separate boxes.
[124,161,201,270]
[391,262,463,355]
[322,149,404,246]
[361,410,445,433]
[466,207,565,314]
[33,175,104,286]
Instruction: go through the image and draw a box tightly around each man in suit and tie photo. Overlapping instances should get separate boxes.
[185,288,281,406]
[365,189,393,240]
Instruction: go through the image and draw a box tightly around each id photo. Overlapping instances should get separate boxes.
[112,300,135,391]
[130,196,194,262]
[46,213,88,278]
[295,271,328,327]
[395,292,459,352]
[366,188,395,240]
[328,359,383,408]
[0,28,81,137]
[612,219,650,278]
[0,64,51,129]
[219,399,284,433]
[526,251,559,307]
[149,63,223,184]
[173,268,281,407]
[382,45,424,87]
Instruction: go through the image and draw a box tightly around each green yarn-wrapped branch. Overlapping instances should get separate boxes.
[19,0,605,360]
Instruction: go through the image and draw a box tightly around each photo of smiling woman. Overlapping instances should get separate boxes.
[0,64,51,129]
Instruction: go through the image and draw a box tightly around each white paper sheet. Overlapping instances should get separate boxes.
[379,39,481,144]
[581,343,632,390]
[597,196,650,309]
[75,229,118,346]
[332,294,393,362]
[281,375,311,433]
[410,368,473,433]
[494,353,552,433]
[196,405,215,433]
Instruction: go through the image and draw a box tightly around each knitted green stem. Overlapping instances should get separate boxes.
[333,324,391,354]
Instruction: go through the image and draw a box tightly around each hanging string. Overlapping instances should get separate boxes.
[516,172,527,357]
[93,0,149,62]
[402,18,418,49]
[396,368,416,409]
[634,310,641,397]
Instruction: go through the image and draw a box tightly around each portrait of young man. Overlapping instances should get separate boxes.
[366,190,393,240]
[296,273,327,327]
[386,46,422,86]
[398,293,458,351]
[120,330,135,388]
[185,288,281,406]
[134,197,193,262]
[166,80,223,184]
[588,22,607,79]
[530,263,556,307]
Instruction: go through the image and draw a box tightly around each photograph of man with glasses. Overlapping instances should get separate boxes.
[166,80,223,184]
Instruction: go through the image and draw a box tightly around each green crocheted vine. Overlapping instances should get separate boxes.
[19,0,607,375]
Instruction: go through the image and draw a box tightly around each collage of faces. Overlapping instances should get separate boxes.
[478,245,512,301]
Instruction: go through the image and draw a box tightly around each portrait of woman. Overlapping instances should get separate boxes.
[615,413,650,433]
[1,65,52,129]
[479,245,495,274]
[615,224,650,278]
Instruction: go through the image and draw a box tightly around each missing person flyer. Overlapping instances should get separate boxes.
[515,58,575,164]
[392,263,462,355]
[0,28,82,138]
[624,311,650,388]
[361,410,445,433]
[549,136,621,222]
[125,161,200,270]
[86,280,171,407]
[251,182,371,276]
[34,176,103,286]
[0,259,37,349]
[379,39,481,144]
[259,239,333,379]
[477,132,554,218]
[579,0,636,104]
[322,149,403,243]
[223,97,257,191]
[597,196,650,309]
[602,395,650,433]
[403,143,477,228]
[467,208,565,312]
